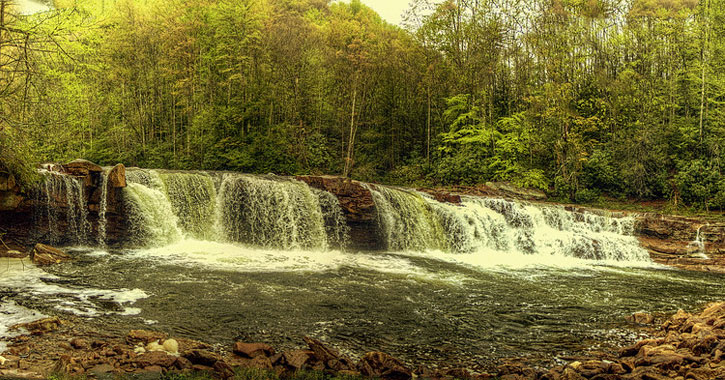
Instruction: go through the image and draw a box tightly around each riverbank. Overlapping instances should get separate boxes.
[2,301,725,380]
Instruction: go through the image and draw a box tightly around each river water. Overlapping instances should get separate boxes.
[2,169,724,370]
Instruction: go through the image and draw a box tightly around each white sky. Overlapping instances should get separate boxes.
[359,0,414,25]
[15,0,419,25]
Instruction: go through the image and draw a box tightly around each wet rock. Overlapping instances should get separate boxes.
[31,244,71,265]
[359,351,412,380]
[233,342,275,358]
[133,351,177,368]
[108,164,126,188]
[144,365,164,373]
[627,312,655,325]
[126,330,168,345]
[183,349,220,366]
[12,317,62,335]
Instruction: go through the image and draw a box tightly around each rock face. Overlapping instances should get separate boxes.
[296,175,382,250]
[30,244,71,265]
[108,163,126,188]
[635,215,725,272]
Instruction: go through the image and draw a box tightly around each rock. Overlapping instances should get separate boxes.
[126,330,168,345]
[233,342,275,358]
[64,159,103,174]
[213,360,234,379]
[144,365,164,373]
[359,352,412,380]
[31,244,71,265]
[174,357,192,370]
[627,312,655,325]
[295,175,380,250]
[282,350,313,370]
[183,350,220,366]
[133,351,177,368]
[12,317,62,335]
[0,173,16,192]
[303,336,340,363]
[89,364,115,375]
[108,164,126,188]
[70,338,89,350]
[162,339,179,354]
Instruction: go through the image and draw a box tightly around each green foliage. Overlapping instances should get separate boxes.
[675,160,724,210]
[2,0,724,211]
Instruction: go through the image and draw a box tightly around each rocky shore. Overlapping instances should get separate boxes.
[3,302,725,380]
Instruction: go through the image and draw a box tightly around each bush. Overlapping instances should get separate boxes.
[675,160,722,210]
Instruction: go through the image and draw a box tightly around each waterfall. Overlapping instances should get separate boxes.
[97,171,109,247]
[315,188,350,249]
[122,170,347,250]
[217,175,327,249]
[368,185,446,251]
[687,225,709,259]
[371,185,651,263]
[158,172,218,240]
[34,170,89,245]
[124,170,183,246]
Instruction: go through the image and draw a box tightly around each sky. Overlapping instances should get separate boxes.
[358,0,414,25]
[15,0,418,25]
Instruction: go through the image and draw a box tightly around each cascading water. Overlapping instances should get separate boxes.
[123,170,349,250]
[371,185,651,265]
[216,174,327,249]
[687,224,709,259]
[34,170,89,245]
[97,171,109,247]
[368,185,447,251]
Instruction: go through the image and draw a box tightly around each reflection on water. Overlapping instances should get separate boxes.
[1,244,722,370]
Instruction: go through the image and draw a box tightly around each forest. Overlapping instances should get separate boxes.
[0,0,723,209]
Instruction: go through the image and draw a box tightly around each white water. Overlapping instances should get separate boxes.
[123,170,347,250]
[97,171,109,247]
[0,257,147,350]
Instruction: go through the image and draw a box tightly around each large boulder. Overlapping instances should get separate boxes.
[108,164,126,188]
[358,352,412,380]
[63,159,102,179]
[30,244,71,265]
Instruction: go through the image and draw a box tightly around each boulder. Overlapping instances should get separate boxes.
[133,351,177,368]
[108,164,126,188]
[183,349,220,366]
[359,352,412,380]
[233,342,274,358]
[282,350,314,370]
[31,244,71,265]
[63,159,103,174]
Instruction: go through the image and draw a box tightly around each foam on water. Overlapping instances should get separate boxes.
[0,258,148,318]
